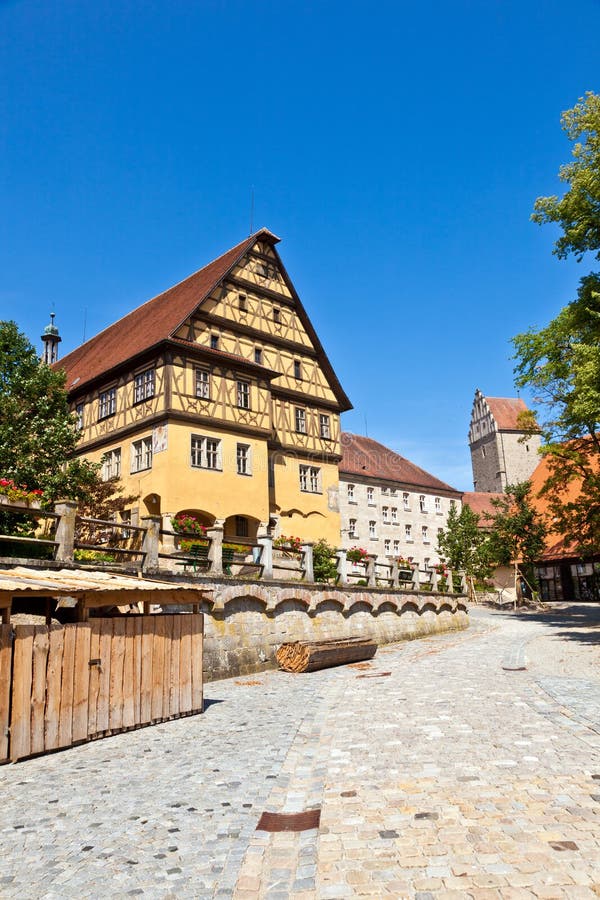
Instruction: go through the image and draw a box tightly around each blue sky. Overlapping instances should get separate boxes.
[2,0,599,490]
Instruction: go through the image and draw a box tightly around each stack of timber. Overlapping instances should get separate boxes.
[276,637,377,673]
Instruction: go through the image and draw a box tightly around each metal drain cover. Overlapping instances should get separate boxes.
[256,809,321,832]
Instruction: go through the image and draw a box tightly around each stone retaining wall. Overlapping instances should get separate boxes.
[184,578,469,681]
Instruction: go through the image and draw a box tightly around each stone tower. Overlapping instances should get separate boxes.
[468,389,541,492]
[41,313,61,365]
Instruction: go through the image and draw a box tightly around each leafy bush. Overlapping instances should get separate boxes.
[312,538,338,583]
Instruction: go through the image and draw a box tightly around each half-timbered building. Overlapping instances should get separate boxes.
[56,229,352,544]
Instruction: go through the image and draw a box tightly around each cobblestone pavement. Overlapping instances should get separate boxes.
[1,606,599,899]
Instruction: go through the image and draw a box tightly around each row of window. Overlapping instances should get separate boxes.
[346,483,448,513]
[78,367,157,427]
[348,518,444,544]
[103,436,322,493]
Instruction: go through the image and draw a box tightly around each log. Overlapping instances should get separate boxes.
[276,637,377,673]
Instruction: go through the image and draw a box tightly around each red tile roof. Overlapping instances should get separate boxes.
[462,491,504,520]
[339,433,460,494]
[57,230,273,391]
[485,397,529,431]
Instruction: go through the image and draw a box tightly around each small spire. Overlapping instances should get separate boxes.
[41,312,62,364]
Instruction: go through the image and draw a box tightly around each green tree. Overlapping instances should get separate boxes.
[312,538,338,583]
[436,504,493,601]
[0,320,99,503]
[486,483,547,603]
[514,92,600,559]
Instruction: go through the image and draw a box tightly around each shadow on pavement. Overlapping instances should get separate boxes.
[484,603,600,646]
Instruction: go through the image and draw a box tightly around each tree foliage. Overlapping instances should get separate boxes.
[486,483,547,586]
[436,504,493,584]
[0,320,99,503]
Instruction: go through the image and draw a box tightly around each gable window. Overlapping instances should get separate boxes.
[75,402,84,431]
[419,494,427,513]
[273,307,280,323]
[102,448,121,481]
[319,414,331,439]
[254,347,263,365]
[98,387,116,420]
[238,293,247,311]
[349,518,357,538]
[294,360,302,380]
[367,487,375,505]
[195,368,210,400]
[382,506,390,524]
[237,443,251,476]
[237,380,250,409]
[403,492,410,511]
[134,368,155,404]
[299,464,320,493]
[405,523,413,541]
[295,407,306,434]
[131,437,152,473]
[435,497,442,514]
[191,435,222,470]
[369,520,376,538]
[210,334,219,350]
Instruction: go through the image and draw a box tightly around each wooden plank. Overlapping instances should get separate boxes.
[44,625,65,751]
[95,619,113,734]
[140,617,154,725]
[0,625,12,762]
[179,615,192,714]
[190,614,203,713]
[10,625,35,761]
[132,617,143,727]
[151,616,165,721]
[161,615,172,719]
[58,625,77,749]
[168,615,181,718]
[122,618,135,729]
[30,626,50,756]
[72,624,91,743]
[109,618,126,732]
[87,621,101,737]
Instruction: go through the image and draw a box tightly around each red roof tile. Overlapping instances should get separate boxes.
[485,397,529,431]
[57,230,270,390]
[339,433,460,494]
[462,491,504,520]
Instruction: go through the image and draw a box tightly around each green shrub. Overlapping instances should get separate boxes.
[312,538,338,583]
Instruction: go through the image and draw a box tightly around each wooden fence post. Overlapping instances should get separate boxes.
[54,500,77,563]
[141,516,161,573]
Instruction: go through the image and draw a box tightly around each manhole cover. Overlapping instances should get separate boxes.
[256,809,321,832]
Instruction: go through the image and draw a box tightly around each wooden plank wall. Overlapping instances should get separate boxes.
[6,614,203,762]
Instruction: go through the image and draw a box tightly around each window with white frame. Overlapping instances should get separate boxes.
[393,539,400,554]
[98,387,116,420]
[422,525,429,542]
[405,523,413,541]
[237,380,250,409]
[347,483,355,500]
[75,402,84,430]
[403,492,410,511]
[384,538,391,555]
[381,486,389,495]
[134,368,155,404]
[391,507,398,523]
[191,434,222,470]
[367,487,375,504]
[369,520,376,538]
[195,368,210,399]
[419,494,427,513]
[435,497,441,514]
[299,464,320,493]
[295,407,306,434]
[349,518,357,538]
[319,414,331,439]
[102,448,121,481]
[131,437,152,473]
[382,506,390,523]
[236,443,251,476]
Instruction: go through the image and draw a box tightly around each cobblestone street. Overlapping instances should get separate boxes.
[1,605,599,899]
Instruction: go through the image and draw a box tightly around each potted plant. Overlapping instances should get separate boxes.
[0,478,44,509]
[346,546,369,565]
[274,534,302,553]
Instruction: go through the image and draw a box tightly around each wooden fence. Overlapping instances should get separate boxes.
[1,614,203,763]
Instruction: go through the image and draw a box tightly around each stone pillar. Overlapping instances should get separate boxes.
[446,568,454,593]
[54,501,77,563]
[390,558,399,589]
[412,565,420,591]
[161,513,176,555]
[207,520,224,575]
[431,569,439,592]
[257,524,273,580]
[336,548,348,585]
[366,555,376,588]
[461,571,468,594]
[141,516,161,573]
[301,543,314,583]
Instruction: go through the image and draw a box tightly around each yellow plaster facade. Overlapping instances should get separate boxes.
[61,230,351,546]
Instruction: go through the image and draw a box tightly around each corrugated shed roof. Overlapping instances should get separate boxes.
[486,397,529,431]
[339,433,460,494]
[0,567,201,597]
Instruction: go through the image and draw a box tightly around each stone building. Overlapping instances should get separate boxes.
[53,228,352,545]
[468,389,541,493]
[338,433,462,571]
